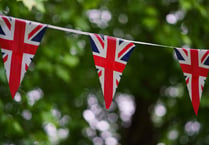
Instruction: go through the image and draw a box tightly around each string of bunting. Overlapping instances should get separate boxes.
[0,15,209,115]
[48,24,176,49]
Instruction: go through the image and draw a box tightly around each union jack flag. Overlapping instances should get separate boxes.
[0,16,47,98]
[90,34,135,109]
[175,48,209,115]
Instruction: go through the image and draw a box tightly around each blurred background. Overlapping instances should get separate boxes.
[1,0,209,145]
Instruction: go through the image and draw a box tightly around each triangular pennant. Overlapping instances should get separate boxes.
[0,16,47,98]
[90,34,135,109]
[174,48,209,115]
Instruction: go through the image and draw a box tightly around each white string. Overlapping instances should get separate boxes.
[48,24,91,36]
[120,39,176,49]
[48,24,176,49]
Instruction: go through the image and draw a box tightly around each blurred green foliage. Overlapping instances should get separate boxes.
[1,0,209,145]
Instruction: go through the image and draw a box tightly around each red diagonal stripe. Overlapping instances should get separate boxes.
[28,24,42,39]
[98,70,102,77]
[186,77,189,84]
[118,43,134,58]
[201,50,209,63]
[2,16,11,30]
[95,34,104,49]
[3,54,8,63]
[116,79,119,86]
[183,48,188,56]
[25,63,29,71]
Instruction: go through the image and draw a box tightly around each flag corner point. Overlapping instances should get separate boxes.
[105,102,111,109]
[194,108,199,116]
[193,104,199,116]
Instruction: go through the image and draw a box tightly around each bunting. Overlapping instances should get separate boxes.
[174,48,209,115]
[1,15,209,114]
[89,34,135,109]
[0,16,47,98]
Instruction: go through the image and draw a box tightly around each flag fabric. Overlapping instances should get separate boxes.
[0,16,47,98]
[90,34,135,109]
[174,48,209,115]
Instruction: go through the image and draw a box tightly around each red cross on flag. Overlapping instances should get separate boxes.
[0,16,47,98]
[175,48,209,115]
[90,34,135,109]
